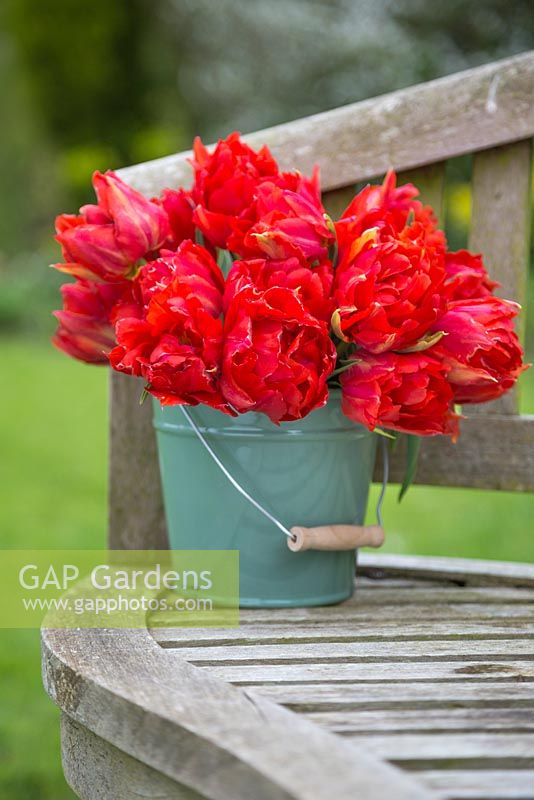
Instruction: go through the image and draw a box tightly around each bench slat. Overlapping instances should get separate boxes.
[170,639,534,665]
[344,732,534,762]
[419,769,534,799]
[153,622,534,649]
[119,53,534,196]
[197,659,534,685]
[306,709,534,734]
[376,413,534,491]
[247,682,534,711]
[468,139,532,416]
[235,602,534,623]
[358,554,534,587]
[315,586,534,604]
[109,371,168,549]
[469,140,532,316]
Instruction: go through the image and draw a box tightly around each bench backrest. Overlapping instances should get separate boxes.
[110,52,534,548]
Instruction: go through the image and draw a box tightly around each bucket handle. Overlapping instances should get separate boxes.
[180,406,388,552]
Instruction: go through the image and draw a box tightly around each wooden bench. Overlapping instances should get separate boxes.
[42,556,534,800]
[42,52,534,799]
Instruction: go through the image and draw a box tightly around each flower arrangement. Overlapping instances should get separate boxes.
[52,133,527,460]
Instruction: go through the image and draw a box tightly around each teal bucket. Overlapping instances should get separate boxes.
[153,393,377,607]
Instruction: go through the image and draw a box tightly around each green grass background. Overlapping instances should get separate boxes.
[0,336,533,798]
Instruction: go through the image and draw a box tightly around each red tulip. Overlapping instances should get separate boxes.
[228,181,334,263]
[110,287,227,410]
[340,351,460,438]
[429,297,527,403]
[332,171,446,354]
[137,241,225,318]
[190,132,321,252]
[221,286,336,423]
[224,256,334,322]
[159,188,196,249]
[443,249,498,301]
[275,165,322,207]
[109,242,227,409]
[191,132,280,248]
[52,279,129,363]
[54,171,170,282]
[337,169,436,236]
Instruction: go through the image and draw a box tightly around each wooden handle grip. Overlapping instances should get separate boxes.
[288,524,385,552]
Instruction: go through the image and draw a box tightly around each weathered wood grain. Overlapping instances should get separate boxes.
[61,714,202,800]
[108,371,168,549]
[249,585,534,606]
[303,708,534,734]
[165,639,534,666]
[233,600,534,623]
[326,585,534,605]
[373,414,534,491]
[468,139,532,415]
[43,556,534,800]
[196,659,534,686]
[251,681,534,712]
[152,602,534,631]
[42,627,434,800]
[469,140,532,312]
[345,732,534,762]
[118,53,534,196]
[152,621,534,649]
[419,769,534,799]
[359,554,534,588]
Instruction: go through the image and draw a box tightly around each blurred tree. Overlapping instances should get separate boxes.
[0,1,61,255]
[8,0,140,154]
[157,0,534,139]
[0,0,193,333]
[3,0,192,229]
[393,0,534,73]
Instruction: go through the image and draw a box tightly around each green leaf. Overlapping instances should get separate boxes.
[139,387,149,405]
[217,248,234,278]
[398,434,421,501]
[328,238,338,270]
[330,359,360,378]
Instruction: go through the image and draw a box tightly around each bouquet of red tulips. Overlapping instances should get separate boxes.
[52,133,527,443]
